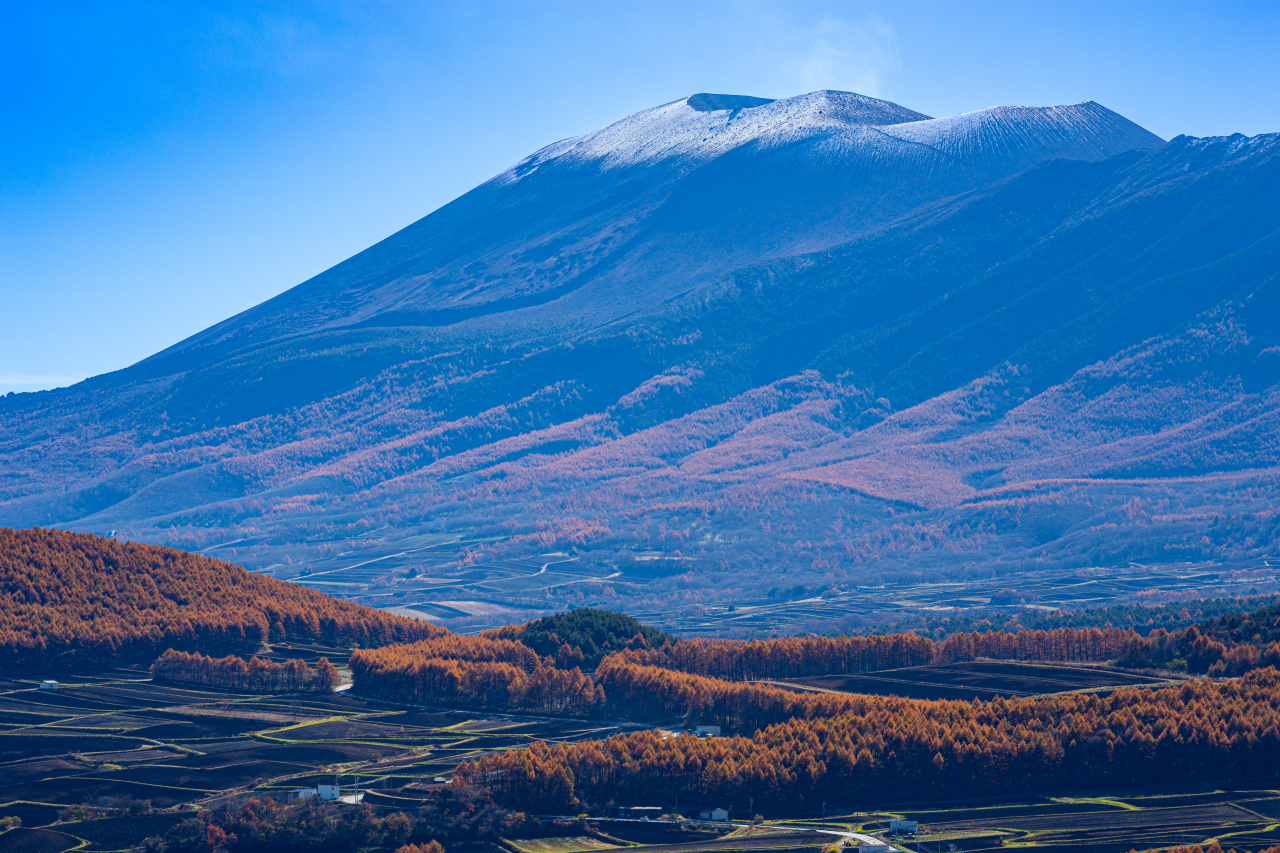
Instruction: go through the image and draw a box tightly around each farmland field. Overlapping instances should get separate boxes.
[0,647,632,851]
[259,524,1277,638]
[510,837,622,853]
[0,828,82,853]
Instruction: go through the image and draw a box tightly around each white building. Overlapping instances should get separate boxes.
[695,725,721,737]
[40,680,58,690]
[317,784,341,800]
[699,807,729,821]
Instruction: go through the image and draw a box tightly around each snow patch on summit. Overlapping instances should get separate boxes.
[499,90,930,178]
[879,101,1165,165]
[500,94,1163,185]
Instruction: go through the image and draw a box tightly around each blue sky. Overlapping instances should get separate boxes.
[4,0,1279,395]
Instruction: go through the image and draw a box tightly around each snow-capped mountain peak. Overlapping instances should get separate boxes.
[503,90,932,176]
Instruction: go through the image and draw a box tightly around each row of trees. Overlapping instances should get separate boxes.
[350,648,603,717]
[0,528,441,669]
[1116,625,1280,675]
[609,633,934,680]
[377,634,541,671]
[455,667,1280,812]
[349,621,1280,725]
[934,627,1136,664]
[596,658,876,730]
[608,620,1280,681]
[152,649,339,693]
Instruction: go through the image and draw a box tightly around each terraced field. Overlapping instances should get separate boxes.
[3,650,1278,853]
[886,790,1280,852]
[0,646,625,852]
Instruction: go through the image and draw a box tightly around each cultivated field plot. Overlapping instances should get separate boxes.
[877,789,1280,853]
[224,520,1280,638]
[0,656,628,852]
[586,827,830,853]
[722,789,1280,853]
[250,531,659,632]
[779,661,1176,701]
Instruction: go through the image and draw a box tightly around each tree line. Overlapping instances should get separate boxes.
[1116,625,1280,675]
[371,634,541,670]
[595,658,878,730]
[455,667,1280,812]
[934,626,1136,664]
[345,612,1280,723]
[613,633,935,680]
[0,527,442,669]
[152,649,339,693]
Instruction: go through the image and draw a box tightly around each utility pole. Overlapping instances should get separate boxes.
[822,802,826,818]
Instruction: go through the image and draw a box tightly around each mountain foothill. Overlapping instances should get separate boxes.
[1,89,1278,606]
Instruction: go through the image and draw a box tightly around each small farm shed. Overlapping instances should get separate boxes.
[699,807,729,821]
[40,680,58,690]
[622,806,663,820]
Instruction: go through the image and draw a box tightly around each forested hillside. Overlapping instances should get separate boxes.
[484,609,676,666]
[0,527,441,669]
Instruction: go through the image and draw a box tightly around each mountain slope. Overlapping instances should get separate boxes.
[8,92,1279,608]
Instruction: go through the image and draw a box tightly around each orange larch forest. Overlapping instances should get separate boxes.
[0,527,441,669]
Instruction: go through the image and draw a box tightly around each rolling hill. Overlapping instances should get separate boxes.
[0,526,440,669]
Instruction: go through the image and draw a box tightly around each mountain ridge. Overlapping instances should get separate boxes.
[136,91,1162,374]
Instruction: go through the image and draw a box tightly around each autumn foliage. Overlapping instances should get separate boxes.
[348,610,1280,726]
[934,627,1136,664]
[612,633,934,680]
[596,659,875,730]
[364,634,541,670]
[1116,625,1280,676]
[457,667,1280,811]
[152,649,339,693]
[0,527,442,669]
[351,640,603,716]
[397,844,445,853]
